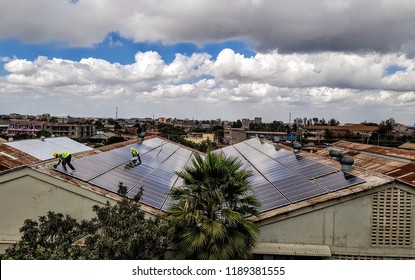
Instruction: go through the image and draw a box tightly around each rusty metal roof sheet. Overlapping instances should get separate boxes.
[334,140,415,161]
[399,142,415,151]
[305,124,379,132]
[316,143,415,187]
[0,144,39,171]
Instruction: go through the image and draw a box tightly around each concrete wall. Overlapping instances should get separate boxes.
[230,130,248,144]
[258,183,415,258]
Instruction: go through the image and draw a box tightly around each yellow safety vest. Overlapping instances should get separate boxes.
[59,152,71,158]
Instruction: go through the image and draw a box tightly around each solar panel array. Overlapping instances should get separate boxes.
[216,138,365,212]
[58,137,366,213]
[59,138,194,210]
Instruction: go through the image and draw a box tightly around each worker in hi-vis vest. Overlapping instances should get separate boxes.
[130,147,142,166]
[53,151,76,172]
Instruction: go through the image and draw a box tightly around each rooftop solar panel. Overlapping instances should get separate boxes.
[57,137,367,213]
[251,182,291,212]
[272,175,328,203]
[244,140,337,180]
[315,172,366,192]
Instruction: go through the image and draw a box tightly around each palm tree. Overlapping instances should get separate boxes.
[167,151,260,260]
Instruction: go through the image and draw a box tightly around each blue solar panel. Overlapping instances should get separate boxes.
[252,182,291,212]
[89,164,154,192]
[58,137,367,213]
[315,172,366,192]
[272,175,328,203]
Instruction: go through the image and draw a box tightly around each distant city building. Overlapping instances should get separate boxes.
[173,119,194,131]
[90,131,117,142]
[0,124,9,134]
[7,121,48,137]
[45,123,95,139]
[304,124,379,140]
[185,133,215,144]
[156,117,172,124]
[229,128,294,144]
[9,113,22,119]
[241,118,251,129]
[254,117,262,124]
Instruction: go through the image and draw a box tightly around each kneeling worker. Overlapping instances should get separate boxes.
[53,151,76,172]
[130,147,142,166]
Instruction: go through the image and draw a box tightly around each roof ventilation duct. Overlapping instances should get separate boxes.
[340,155,354,172]
[329,149,342,161]
[293,142,302,154]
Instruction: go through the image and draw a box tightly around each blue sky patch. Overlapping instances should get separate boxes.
[385,64,407,75]
[0,33,256,75]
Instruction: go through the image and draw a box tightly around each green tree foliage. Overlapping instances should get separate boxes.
[1,212,95,260]
[105,135,125,145]
[167,151,260,260]
[84,194,168,260]
[114,121,122,131]
[94,120,104,130]
[12,133,32,140]
[231,119,242,128]
[195,139,216,153]
[324,129,334,139]
[157,123,216,152]
[158,123,186,137]
[318,118,327,125]
[328,118,340,126]
[1,183,168,260]
[378,117,396,138]
[36,130,52,138]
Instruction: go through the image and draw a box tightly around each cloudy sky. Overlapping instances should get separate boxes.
[1,0,415,125]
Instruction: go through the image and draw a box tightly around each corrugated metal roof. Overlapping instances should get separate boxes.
[399,142,415,151]
[305,124,379,132]
[5,137,92,160]
[334,141,415,161]
[0,144,39,171]
[317,142,415,186]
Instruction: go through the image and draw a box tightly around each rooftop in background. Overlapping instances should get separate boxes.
[4,137,92,161]
[305,124,379,132]
[35,137,390,218]
[316,141,415,187]
[0,144,39,172]
[398,142,415,151]
[333,140,415,162]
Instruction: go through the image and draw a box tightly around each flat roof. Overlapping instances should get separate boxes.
[5,137,92,160]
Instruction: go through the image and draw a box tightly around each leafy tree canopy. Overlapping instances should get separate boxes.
[1,183,168,260]
[168,151,260,260]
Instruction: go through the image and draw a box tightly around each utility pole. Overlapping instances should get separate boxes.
[116,107,118,120]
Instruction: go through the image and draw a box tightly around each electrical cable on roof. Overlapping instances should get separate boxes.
[156,140,167,157]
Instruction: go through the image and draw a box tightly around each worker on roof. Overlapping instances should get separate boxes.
[53,151,76,172]
[130,147,142,166]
